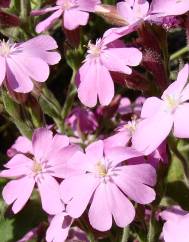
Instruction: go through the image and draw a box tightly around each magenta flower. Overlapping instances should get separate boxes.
[0,128,79,214]
[160,206,189,242]
[46,212,73,242]
[32,0,100,32]
[60,140,156,231]
[132,64,189,155]
[0,35,60,93]
[66,107,98,134]
[77,37,142,107]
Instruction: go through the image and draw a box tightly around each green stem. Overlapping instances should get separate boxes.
[170,46,189,61]
[147,212,156,242]
[171,144,189,187]
[121,226,129,242]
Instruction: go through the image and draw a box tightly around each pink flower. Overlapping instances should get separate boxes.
[32,0,100,32]
[0,128,79,214]
[7,136,32,158]
[77,37,142,107]
[103,0,189,46]
[46,212,73,242]
[60,140,156,231]
[160,206,189,242]
[150,0,189,17]
[117,0,150,25]
[104,118,139,149]
[0,35,61,93]
[132,64,189,155]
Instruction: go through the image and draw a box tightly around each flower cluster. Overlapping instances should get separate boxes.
[0,0,189,242]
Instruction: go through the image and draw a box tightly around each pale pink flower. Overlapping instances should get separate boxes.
[104,118,139,149]
[132,64,189,155]
[104,0,189,46]
[160,206,189,242]
[32,0,100,32]
[117,0,150,25]
[0,128,79,214]
[0,35,61,93]
[77,37,142,107]
[150,0,189,17]
[60,140,156,231]
[46,212,73,242]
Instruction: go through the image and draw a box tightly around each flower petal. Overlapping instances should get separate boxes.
[35,9,63,33]
[173,103,189,138]
[0,56,6,86]
[107,182,135,228]
[132,110,173,155]
[162,64,189,100]
[2,176,35,213]
[64,9,89,30]
[37,174,64,215]
[32,128,53,162]
[89,183,112,231]
[6,57,34,93]
[61,174,99,218]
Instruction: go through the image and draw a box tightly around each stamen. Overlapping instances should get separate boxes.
[0,39,13,57]
[96,162,107,177]
[32,161,43,174]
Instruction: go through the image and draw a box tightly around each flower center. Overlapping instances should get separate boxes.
[164,95,180,111]
[0,40,13,57]
[32,161,43,174]
[61,0,76,10]
[96,162,107,177]
[125,119,137,134]
[87,39,102,57]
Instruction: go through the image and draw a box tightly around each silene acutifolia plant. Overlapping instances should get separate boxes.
[0,0,189,242]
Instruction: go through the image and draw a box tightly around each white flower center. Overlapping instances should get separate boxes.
[164,95,180,112]
[61,0,76,10]
[32,161,43,174]
[125,119,137,134]
[0,40,13,57]
[87,39,103,57]
[96,161,107,177]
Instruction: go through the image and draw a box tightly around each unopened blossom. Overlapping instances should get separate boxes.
[132,64,189,155]
[66,107,98,134]
[160,206,189,242]
[77,37,142,107]
[0,128,79,214]
[60,140,156,231]
[32,0,100,32]
[46,212,73,242]
[0,35,61,93]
